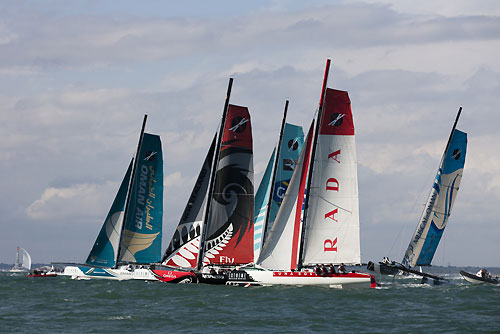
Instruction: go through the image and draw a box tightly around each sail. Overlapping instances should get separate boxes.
[119,133,163,264]
[85,160,133,267]
[162,135,216,268]
[258,122,314,270]
[253,148,275,262]
[20,247,31,270]
[253,124,305,261]
[269,124,305,235]
[202,104,255,266]
[302,89,361,265]
[402,129,467,267]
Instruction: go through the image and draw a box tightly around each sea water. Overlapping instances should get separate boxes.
[0,267,499,333]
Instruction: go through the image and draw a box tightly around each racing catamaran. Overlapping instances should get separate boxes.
[367,108,467,284]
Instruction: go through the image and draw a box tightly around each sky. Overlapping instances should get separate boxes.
[1,0,499,267]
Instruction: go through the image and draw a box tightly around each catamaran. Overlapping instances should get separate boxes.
[222,59,375,288]
[10,247,31,273]
[61,115,164,280]
[367,108,467,283]
[151,78,258,283]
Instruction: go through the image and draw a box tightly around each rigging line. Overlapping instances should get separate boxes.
[386,153,439,258]
[316,197,353,214]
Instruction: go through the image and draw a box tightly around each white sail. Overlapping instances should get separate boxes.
[11,247,31,272]
[257,123,313,270]
[20,247,31,271]
[302,89,360,265]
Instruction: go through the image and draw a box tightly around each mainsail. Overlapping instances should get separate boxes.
[253,123,305,261]
[21,248,31,271]
[301,89,360,266]
[12,247,32,271]
[257,122,314,270]
[402,126,467,268]
[201,104,255,266]
[162,135,216,268]
[118,133,163,264]
[85,160,133,267]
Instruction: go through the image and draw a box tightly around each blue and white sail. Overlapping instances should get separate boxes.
[85,160,133,267]
[118,133,164,264]
[402,128,467,267]
[253,123,305,262]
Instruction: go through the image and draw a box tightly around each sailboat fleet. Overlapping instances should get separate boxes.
[12,59,475,287]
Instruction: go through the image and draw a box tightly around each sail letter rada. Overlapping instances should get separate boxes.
[302,89,361,265]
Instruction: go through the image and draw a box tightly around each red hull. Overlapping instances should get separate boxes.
[151,269,196,283]
[27,274,57,278]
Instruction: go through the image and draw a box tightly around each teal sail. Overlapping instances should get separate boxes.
[119,133,163,264]
[402,128,467,267]
[253,123,304,260]
[253,149,275,259]
[85,160,133,267]
[268,123,304,234]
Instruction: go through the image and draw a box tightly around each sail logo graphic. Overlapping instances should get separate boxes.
[288,138,299,151]
[283,159,295,171]
[328,113,345,127]
[229,117,248,133]
[452,149,461,160]
[274,180,290,204]
[144,151,157,161]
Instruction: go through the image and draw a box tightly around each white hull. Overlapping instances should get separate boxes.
[460,271,499,285]
[62,265,157,281]
[231,268,375,288]
[462,274,484,285]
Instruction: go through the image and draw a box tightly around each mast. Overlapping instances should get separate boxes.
[15,246,20,268]
[114,114,147,268]
[442,107,462,162]
[401,106,464,268]
[297,59,331,270]
[261,100,289,246]
[197,78,233,270]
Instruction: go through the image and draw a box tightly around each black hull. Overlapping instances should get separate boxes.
[367,261,446,283]
[195,269,260,286]
[367,261,401,276]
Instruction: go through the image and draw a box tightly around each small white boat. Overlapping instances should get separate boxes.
[460,270,499,285]
[10,247,31,273]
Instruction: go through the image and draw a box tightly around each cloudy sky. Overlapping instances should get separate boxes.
[1,0,499,267]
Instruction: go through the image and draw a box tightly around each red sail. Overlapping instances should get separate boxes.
[319,89,354,136]
[202,104,255,266]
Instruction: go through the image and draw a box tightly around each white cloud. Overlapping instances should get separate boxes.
[26,183,116,221]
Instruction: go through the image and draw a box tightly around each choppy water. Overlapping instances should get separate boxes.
[1,267,499,333]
